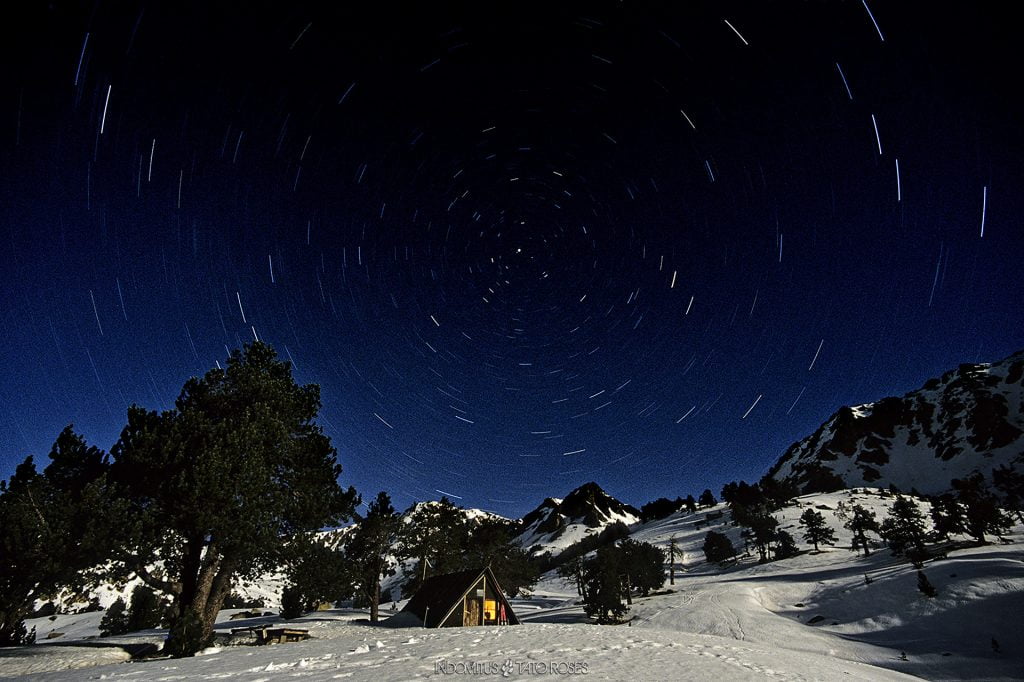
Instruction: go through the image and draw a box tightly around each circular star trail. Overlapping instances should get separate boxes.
[2,2,1022,516]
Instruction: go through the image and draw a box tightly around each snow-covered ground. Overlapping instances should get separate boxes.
[3,489,1021,680]
[4,611,914,681]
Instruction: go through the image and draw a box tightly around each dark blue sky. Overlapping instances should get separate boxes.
[2,2,1022,518]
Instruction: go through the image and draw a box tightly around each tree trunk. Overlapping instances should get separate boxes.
[370,578,380,623]
[669,544,675,585]
[166,541,233,657]
[200,560,235,639]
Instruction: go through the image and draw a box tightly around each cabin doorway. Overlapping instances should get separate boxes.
[464,597,482,626]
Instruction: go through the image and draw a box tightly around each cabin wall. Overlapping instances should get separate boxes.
[419,570,519,627]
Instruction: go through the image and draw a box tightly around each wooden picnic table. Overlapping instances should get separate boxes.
[229,626,310,644]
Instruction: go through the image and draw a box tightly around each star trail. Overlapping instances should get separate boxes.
[2,2,1022,518]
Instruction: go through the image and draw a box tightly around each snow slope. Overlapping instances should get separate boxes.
[526,489,1024,680]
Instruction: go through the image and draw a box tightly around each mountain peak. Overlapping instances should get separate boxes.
[517,481,640,555]
[768,349,1024,495]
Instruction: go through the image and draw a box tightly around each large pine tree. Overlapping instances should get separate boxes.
[618,539,665,597]
[345,491,401,622]
[928,494,966,541]
[581,545,627,624]
[104,342,357,656]
[396,498,470,597]
[880,495,929,565]
[799,508,837,551]
[284,536,349,615]
[844,504,880,556]
[952,473,1013,544]
[461,517,538,598]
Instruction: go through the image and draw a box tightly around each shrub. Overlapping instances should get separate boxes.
[702,531,736,564]
[280,585,305,620]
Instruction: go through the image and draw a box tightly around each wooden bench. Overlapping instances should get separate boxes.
[229,626,310,645]
[255,627,310,645]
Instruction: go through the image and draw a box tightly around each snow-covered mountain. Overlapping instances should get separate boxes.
[768,349,1024,495]
[516,482,641,556]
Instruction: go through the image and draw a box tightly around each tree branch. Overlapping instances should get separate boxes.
[136,563,182,596]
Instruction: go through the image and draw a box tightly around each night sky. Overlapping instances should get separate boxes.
[3,2,1022,518]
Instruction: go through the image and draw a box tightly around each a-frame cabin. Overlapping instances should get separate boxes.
[401,566,520,628]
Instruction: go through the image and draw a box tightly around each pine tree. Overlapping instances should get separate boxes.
[774,530,799,559]
[736,508,778,563]
[740,528,754,557]
[0,429,112,647]
[285,537,348,614]
[100,597,129,636]
[992,465,1024,524]
[952,473,1013,544]
[799,509,837,551]
[667,535,679,585]
[279,584,304,620]
[928,494,966,541]
[759,477,799,510]
[396,498,470,597]
[462,517,538,598]
[880,495,929,565]
[721,480,763,508]
[702,530,736,564]
[103,342,358,656]
[127,584,163,632]
[640,497,682,522]
[581,546,627,624]
[619,539,665,597]
[556,556,588,600]
[346,491,401,623]
[844,504,881,556]
[698,489,717,508]
[684,495,698,514]
[720,481,739,504]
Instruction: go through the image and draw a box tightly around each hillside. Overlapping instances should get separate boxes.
[522,488,1024,680]
[768,350,1024,494]
[12,489,1022,680]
